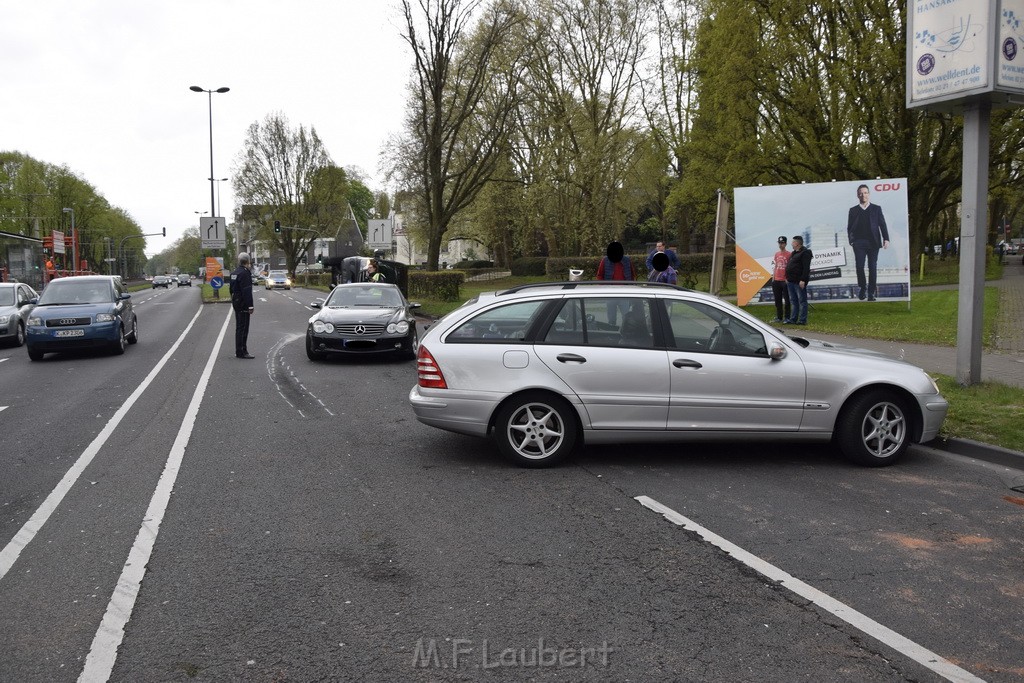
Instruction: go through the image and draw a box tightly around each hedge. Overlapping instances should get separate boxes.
[409,270,465,301]
[511,257,547,276]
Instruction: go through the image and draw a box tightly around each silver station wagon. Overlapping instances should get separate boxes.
[409,282,948,468]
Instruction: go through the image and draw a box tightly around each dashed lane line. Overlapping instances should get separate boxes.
[634,496,985,683]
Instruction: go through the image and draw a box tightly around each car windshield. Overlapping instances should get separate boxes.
[328,286,403,308]
[269,270,287,277]
[38,280,112,305]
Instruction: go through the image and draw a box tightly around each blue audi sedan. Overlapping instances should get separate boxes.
[25,276,138,361]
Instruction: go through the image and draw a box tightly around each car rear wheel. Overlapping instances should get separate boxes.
[126,316,139,344]
[493,391,578,467]
[111,325,127,355]
[836,390,910,466]
[27,345,44,361]
[401,330,419,360]
[306,332,324,361]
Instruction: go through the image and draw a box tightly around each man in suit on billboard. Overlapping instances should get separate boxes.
[847,184,890,301]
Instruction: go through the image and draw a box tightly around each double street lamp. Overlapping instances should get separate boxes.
[189,85,229,218]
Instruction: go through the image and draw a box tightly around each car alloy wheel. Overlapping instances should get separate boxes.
[836,390,909,466]
[493,391,578,467]
[126,316,139,344]
[15,321,25,347]
[111,325,127,355]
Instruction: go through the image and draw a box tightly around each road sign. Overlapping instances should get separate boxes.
[210,276,224,289]
[53,230,66,254]
[367,219,393,249]
[201,217,227,249]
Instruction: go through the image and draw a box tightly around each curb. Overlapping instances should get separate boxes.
[926,436,1024,470]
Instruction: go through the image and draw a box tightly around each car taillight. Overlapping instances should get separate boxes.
[417,345,447,389]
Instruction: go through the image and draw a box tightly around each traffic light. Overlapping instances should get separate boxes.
[301,255,308,265]
[316,253,323,264]
[274,220,281,233]
[162,227,167,237]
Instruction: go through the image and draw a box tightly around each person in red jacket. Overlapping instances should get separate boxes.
[595,241,635,325]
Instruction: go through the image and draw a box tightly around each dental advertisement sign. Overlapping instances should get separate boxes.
[733,179,911,307]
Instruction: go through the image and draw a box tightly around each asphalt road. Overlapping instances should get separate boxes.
[1,284,1021,682]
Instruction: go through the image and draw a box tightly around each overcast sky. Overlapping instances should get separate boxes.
[1,0,412,255]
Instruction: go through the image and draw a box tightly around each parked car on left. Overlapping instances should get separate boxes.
[25,276,138,360]
[0,282,39,347]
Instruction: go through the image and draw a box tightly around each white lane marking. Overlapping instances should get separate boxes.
[634,496,985,683]
[78,308,232,683]
[0,357,8,363]
[0,305,205,583]
[0,406,7,412]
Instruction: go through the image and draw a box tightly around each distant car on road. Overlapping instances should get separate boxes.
[0,282,39,347]
[265,270,291,290]
[152,275,172,288]
[176,273,192,287]
[25,275,138,360]
[305,283,420,361]
[409,281,948,468]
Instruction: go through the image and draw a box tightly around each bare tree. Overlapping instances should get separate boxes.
[233,112,347,274]
[395,0,526,269]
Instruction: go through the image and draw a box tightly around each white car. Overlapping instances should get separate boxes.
[409,281,948,468]
[0,282,38,347]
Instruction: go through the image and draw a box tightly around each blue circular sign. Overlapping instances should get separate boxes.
[210,276,224,289]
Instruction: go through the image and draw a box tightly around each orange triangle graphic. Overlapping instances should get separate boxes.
[735,245,772,306]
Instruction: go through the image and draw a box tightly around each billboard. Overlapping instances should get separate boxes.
[733,179,911,307]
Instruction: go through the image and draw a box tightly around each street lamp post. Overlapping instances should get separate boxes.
[61,207,74,274]
[189,85,229,218]
[213,177,229,217]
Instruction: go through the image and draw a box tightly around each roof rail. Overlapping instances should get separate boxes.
[497,280,691,296]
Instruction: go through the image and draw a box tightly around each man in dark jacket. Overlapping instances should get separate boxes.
[229,252,255,358]
[847,184,890,301]
[784,236,812,325]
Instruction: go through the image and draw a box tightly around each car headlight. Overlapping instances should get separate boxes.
[285,279,292,286]
[95,313,115,323]
[0,314,9,324]
[28,316,41,326]
[394,321,410,334]
[312,321,335,334]
[927,374,941,394]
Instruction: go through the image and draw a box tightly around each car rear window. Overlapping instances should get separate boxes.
[447,301,548,342]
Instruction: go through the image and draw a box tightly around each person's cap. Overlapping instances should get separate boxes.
[777,236,787,243]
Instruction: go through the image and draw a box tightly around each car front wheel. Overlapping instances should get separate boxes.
[306,332,324,361]
[493,392,578,467]
[27,345,44,361]
[111,325,127,355]
[836,390,910,466]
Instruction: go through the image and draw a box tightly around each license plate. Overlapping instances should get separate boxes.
[54,329,85,338]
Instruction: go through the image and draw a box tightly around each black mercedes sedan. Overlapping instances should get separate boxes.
[305,283,420,361]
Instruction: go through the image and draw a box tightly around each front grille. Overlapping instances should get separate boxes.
[336,323,386,336]
[46,317,91,327]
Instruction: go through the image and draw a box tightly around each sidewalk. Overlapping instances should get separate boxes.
[803,258,1024,389]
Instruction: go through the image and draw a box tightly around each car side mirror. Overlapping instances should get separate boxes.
[120,293,131,300]
[29,297,39,305]
[768,342,787,361]
[310,299,323,309]
[410,302,421,309]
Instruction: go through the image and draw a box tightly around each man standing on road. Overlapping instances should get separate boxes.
[229,252,255,359]
[847,184,890,301]
[784,235,812,325]
[645,241,681,273]
[771,235,791,323]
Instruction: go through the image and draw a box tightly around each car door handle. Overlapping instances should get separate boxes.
[556,353,587,364]
[672,358,702,369]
